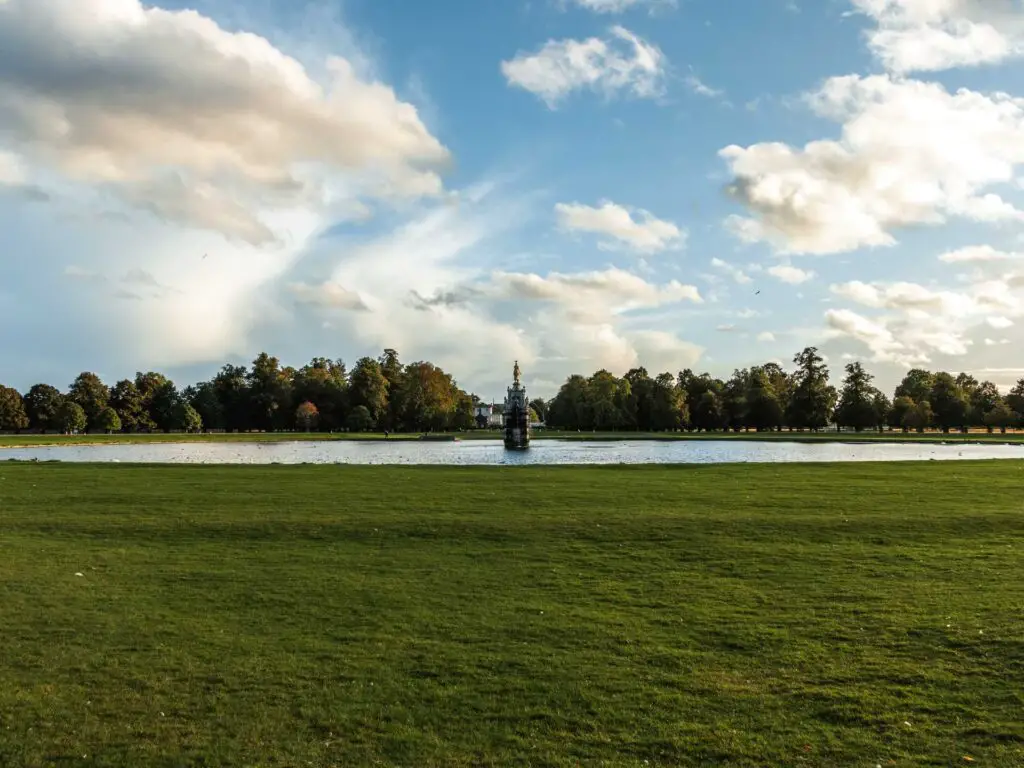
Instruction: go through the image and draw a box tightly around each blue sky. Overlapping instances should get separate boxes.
[2,0,1024,399]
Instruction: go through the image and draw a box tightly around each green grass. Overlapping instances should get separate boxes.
[2,462,1024,767]
[2,428,1023,448]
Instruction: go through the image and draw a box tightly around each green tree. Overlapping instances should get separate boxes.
[56,401,87,434]
[929,372,969,432]
[872,391,891,432]
[378,349,405,431]
[722,370,748,431]
[969,381,1002,428]
[173,402,203,433]
[835,362,880,432]
[0,386,29,432]
[650,372,686,431]
[895,369,935,404]
[693,390,727,432]
[547,375,591,430]
[95,407,122,434]
[213,364,250,432]
[1007,378,1024,428]
[247,353,292,432]
[889,396,917,432]
[110,379,146,432]
[787,347,836,430]
[587,370,626,431]
[348,358,389,426]
[292,358,347,431]
[68,372,109,429]
[184,382,224,431]
[296,401,319,432]
[150,380,183,432]
[902,400,934,433]
[984,402,1016,434]
[23,384,63,432]
[346,404,375,432]
[133,372,171,431]
[745,367,784,431]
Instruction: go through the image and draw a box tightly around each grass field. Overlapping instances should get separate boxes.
[2,462,1023,766]
[2,428,1023,448]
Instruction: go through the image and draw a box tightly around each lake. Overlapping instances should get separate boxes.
[2,439,1024,465]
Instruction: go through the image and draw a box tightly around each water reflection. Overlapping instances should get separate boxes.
[2,439,1023,465]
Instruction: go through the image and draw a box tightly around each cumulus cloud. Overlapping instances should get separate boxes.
[721,75,1024,255]
[757,331,777,342]
[826,272,1024,365]
[491,267,701,310]
[555,200,684,253]
[709,258,752,284]
[767,264,814,284]
[939,244,1024,263]
[289,281,369,311]
[0,0,449,244]
[851,0,1024,73]
[501,26,665,107]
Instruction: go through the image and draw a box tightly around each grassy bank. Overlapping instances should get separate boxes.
[2,462,1023,766]
[2,428,1024,448]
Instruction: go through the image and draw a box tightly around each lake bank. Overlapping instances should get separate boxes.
[2,462,1022,766]
[2,428,1024,449]
[3,436,1024,464]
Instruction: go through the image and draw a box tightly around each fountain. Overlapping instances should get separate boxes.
[503,361,531,450]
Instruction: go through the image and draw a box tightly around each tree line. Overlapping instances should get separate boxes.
[2,345,1023,435]
[0,350,478,434]
[546,348,1024,434]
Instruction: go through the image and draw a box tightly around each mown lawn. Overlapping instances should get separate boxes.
[1,462,1023,766]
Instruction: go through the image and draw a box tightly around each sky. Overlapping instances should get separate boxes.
[3,0,1024,400]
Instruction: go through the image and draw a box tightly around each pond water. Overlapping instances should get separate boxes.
[2,439,1023,465]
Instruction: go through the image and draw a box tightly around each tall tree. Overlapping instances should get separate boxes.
[348,357,389,425]
[23,384,63,432]
[184,382,224,431]
[110,379,146,432]
[650,372,686,431]
[929,372,969,432]
[292,358,347,431]
[547,375,591,430]
[213,364,250,432]
[693,390,727,432]
[745,367,784,431]
[1007,378,1024,426]
[378,349,405,431]
[0,386,29,432]
[835,362,880,432]
[68,372,109,429]
[134,372,171,431]
[895,369,935,404]
[787,347,836,430]
[247,353,291,431]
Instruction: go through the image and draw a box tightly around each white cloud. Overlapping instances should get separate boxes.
[555,200,684,253]
[0,0,449,244]
[720,75,1024,254]
[767,264,814,284]
[987,315,1015,329]
[0,151,25,186]
[685,74,724,99]
[710,257,752,284]
[566,0,676,12]
[289,281,368,311]
[501,26,665,107]
[985,337,1011,346]
[757,331,776,342]
[939,244,1024,263]
[826,272,1024,365]
[851,0,1024,74]
[491,268,702,310]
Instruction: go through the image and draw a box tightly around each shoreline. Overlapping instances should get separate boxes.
[2,431,1024,449]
